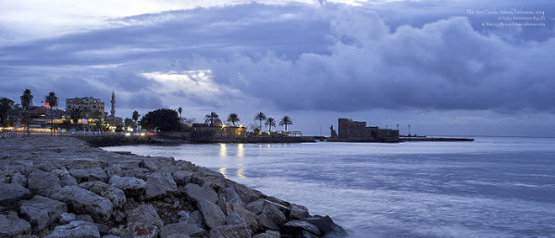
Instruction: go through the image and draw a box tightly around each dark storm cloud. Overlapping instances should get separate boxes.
[0,1,554,112]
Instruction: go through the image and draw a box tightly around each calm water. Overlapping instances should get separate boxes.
[104,137,555,238]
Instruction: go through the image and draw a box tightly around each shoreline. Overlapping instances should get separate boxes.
[0,136,345,237]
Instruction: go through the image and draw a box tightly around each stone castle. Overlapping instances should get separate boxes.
[336,118,399,142]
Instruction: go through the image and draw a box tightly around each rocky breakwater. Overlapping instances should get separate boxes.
[0,136,346,238]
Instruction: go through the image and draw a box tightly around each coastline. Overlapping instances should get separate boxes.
[0,136,345,237]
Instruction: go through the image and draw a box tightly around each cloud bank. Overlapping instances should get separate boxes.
[0,1,554,129]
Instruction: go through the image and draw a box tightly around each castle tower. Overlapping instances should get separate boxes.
[110,91,115,116]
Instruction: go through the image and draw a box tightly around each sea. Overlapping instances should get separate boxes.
[103,137,555,238]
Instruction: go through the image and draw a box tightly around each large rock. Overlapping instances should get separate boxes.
[172,170,196,185]
[128,222,159,238]
[289,204,309,220]
[230,182,262,204]
[44,220,100,238]
[126,204,164,227]
[209,224,251,238]
[305,215,347,237]
[11,172,27,187]
[53,169,78,187]
[281,220,321,236]
[0,182,31,206]
[197,199,226,229]
[28,170,62,196]
[52,186,113,221]
[184,183,218,203]
[20,195,67,231]
[79,181,126,208]
[225,212,246,225]
[70,168,108,182]
[0,211,32,237]
[145,173,178,200]
[160,222,205,238]
[109,175,146,196]
[257,201,287,231]
[218,187,245,215]
[252,230,280,238]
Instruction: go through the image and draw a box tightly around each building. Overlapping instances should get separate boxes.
[66,97,106,118]
[105,92,123,128]
[337,118,399,142]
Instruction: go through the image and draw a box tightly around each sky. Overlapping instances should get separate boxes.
[1,0,554,136]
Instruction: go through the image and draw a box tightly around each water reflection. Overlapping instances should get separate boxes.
[237,143,244,157]
[219,143,227,158]
[237,168,246,179]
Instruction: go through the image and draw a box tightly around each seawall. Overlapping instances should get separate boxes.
[0,136,345,238]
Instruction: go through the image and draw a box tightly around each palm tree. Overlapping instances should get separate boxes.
[132,111,140,130]
[45,92,58,135]
[227,113,240,126]
[177,107,183,118]
[254,112,266,130]
[0,98,14,126]
[265,117,276,133]
[20,89,33,110]
[20,89,33,134]
[204,112,219,126]
[279,116,293,131]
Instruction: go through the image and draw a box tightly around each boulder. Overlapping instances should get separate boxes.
[45,220,100,238]
[305,215,347,236]
[189,210,205,228]
[236,208,259,232]
[52,186,113,221]
[126,204,164,227]
[184,183,218,203]
[230,182,262,204]
[289,204,309,220]
[0,182,31,206]
[20,195,68,231]
[60,212,77,224]
[257,202,287,231]
[252,230,280,238]
[28,170,62,196]
[209,224,251,238]
[281,220,321,236]
[172,170,195,185]
[0,211,32,237]
[11,172,27,186]
[160,222,205,238]
[197,199,226,229]
[145,173,178,200]
[128,222,159,238]
[225,212,246,225]
[109,175,146,196]
[79,181,126,208]
[218,187,245,215]
[70,168,108,182]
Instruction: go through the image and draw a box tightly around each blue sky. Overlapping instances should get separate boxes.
[1,0,554,136]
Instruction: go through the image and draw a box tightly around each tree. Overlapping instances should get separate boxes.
[204,112,219,126]
[69,108,82,124]
[265,117,276,132]
[254,112,266,130]
[132,111,140,130]
[227,113,240,126]
[139,109,181,131]
[20,89,33,110]
[0,97,14,126]
[177,107,183,118]
[279,116,293,131]
[124,118,135,130]
[45,92,58,135]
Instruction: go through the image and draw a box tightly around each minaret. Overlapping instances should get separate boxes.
[110,91,115,117]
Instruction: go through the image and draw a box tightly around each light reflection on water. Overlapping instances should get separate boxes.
[104,137,555,238]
